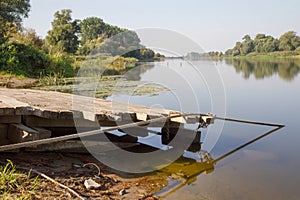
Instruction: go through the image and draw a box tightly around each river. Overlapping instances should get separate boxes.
[106,58,300,199]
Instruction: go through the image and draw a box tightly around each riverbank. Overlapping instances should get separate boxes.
[0,152,163,199]
[224,51,300,60]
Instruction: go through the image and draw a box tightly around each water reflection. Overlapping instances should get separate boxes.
[156,122,284,197]
[125,62,155,81]
[225,58,300,81]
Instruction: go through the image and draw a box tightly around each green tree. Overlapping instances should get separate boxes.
[80,17,106,44]
[263,36,279,52]
[45,9,79,54]
[232,41,242,56]
[241,35,254,55]
[98,30,141,56]
[0,0,31,43]
[254,34,267,53]
[279,31,300,51]
[11,28,43,49]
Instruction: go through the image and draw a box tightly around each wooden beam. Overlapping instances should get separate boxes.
[8,124,39,143]
[31,127,52,139]
[23,116,100,128]
[0,116,22,124]
[136,113,149,121]
[0,124,8,140]
[0,108,15,115]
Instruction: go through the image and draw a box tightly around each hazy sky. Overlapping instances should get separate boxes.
[23,0,300,52]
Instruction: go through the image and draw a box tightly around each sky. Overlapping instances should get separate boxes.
[23,0,300,52]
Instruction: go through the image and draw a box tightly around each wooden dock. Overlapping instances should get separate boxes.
[0,88,213,150]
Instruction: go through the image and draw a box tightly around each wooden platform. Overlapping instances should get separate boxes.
[0,88,211,149]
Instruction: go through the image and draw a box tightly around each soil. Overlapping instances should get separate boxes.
[0,152,164,200]
[0,76,38,88]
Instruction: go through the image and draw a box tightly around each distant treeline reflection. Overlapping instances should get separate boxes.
[226,59,300,81]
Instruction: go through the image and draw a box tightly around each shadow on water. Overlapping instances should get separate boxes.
[100,116,284,197]
[153,119,284,197]
[225,58,300,81]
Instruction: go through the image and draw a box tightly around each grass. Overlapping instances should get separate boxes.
[38,72,67,87]
[0,160,40,200]
[225,51,300,60]
[0,72,26,79]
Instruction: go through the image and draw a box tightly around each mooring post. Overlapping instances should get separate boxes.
[161,120,181,145]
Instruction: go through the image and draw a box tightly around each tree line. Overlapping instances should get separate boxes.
[0,0,162,78]
[225,31,300,56]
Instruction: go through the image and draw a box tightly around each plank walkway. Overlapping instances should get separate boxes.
[0,88,204,124]
[0,88,210,148]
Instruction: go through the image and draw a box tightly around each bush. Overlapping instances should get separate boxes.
[46,54,75,77]
[0,41,75,78]
[0,41,50,77]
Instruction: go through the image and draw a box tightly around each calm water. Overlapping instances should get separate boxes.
[108,59,300,199]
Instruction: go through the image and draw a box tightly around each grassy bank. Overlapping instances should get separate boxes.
[224,50,300,60]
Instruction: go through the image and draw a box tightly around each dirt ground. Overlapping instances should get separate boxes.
[0,76,38,88]
[0,152,165,200]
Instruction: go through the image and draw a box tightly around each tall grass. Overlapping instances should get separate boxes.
[0,160,40,200]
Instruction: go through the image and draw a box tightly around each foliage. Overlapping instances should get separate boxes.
[279,31,300,51]
[225,31,300,57]
[47,54,75,77]
[10,28,44,49]
[38,71,67,87]
[0,41,50,77]
[0,0,30,25]
[45,9,79,54]
[0,3,160,78]
[95,30,140,56]
[0,160,40,200]
[79,17,107,45]
[78,17,159,61]
[241,35,254,55]
[0,0,30,44]
[77,36,104,55]
[185,51,223,60]
[0,41,75,78]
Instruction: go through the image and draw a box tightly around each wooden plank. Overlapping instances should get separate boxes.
[0,139,10,146]
[33,109,59,119]
[25,140,137,153]
[0,88,178,121]
[0,108,15,115]
[136,113,149,121]
[24,116,100,128]
[118,127,149,137]
[8,124,39,143]
[0,116,22,124]
[31,127,52,139]
[15,106,35,115]
[170,114,198,124]
[59,110,83,119]
[0,124,8,140]
[0,116,170,152]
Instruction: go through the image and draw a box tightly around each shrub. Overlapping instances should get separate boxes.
[0,41,50,77]
[0,41,75,78]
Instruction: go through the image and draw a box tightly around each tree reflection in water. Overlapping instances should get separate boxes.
[225,58,300,81]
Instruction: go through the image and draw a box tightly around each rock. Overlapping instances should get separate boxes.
[84,179,101,190]
[119,189,126,195]
[73,164,82,168]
